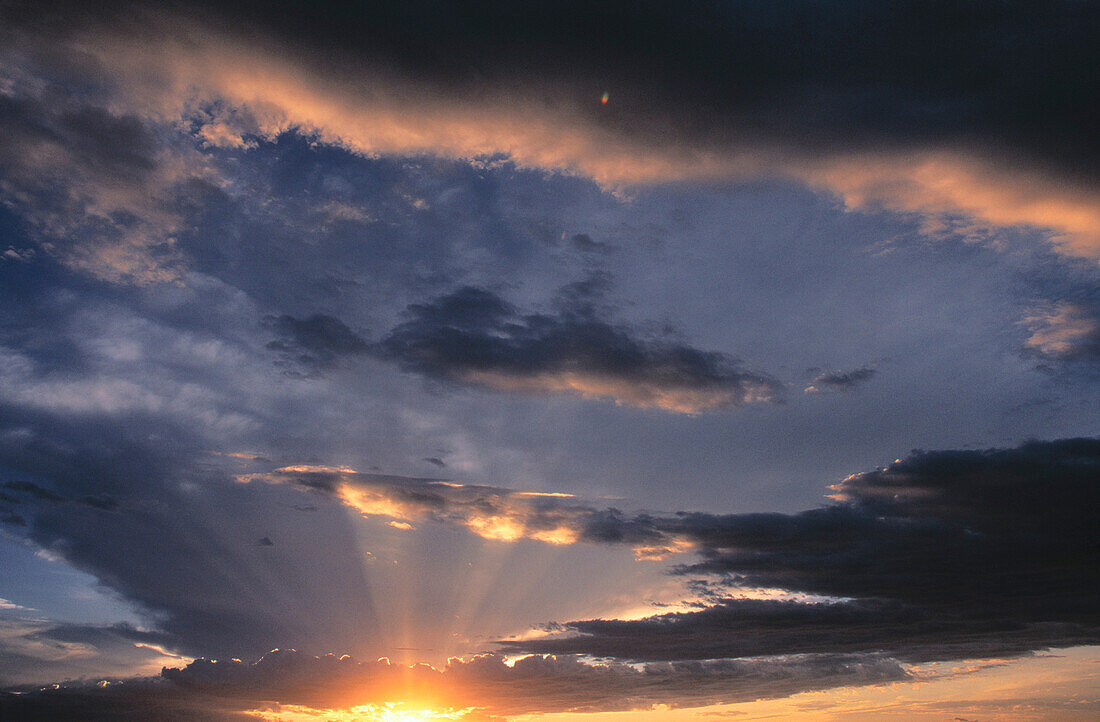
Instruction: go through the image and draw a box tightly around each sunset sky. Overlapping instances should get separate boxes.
[0,1,1097,719]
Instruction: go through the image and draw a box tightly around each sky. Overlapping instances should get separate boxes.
[0,0,1097,719]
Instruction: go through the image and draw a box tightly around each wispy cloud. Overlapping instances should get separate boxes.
[804,366,876,394]
[1022,301,1100,362]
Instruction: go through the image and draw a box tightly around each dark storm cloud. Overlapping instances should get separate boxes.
[804,366,876,393]
[502,438,1100,663]
[1,648,908,720]
[377,286,782,412]
[264,313,369,375]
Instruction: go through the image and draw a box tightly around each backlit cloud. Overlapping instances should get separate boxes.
[0,648,908,720]
[1022,301,1100,362]
[377,287,782,413]
[1,0,1097,283]
[505,439,1100,664]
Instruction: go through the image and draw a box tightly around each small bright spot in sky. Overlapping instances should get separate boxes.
[601,91,609,104]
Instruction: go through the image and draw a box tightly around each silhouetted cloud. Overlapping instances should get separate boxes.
[502,597,1099,665]
[0,513,26,526]
[377,287,782,412]
[1,648,908,720]
[2,480,119,510]
[265,314,369,375]
[503,438,1100,663]
[0,620,180,688]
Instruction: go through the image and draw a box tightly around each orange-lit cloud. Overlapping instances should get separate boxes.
[456,369,776,414]
[1021,302,1100,358]
[239,466,596,549]
[2,10,1096,289]
[238,465,694,558]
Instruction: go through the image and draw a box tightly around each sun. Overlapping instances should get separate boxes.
[378,711,434,721]
[370,706,475,721]
[244,702,475,721]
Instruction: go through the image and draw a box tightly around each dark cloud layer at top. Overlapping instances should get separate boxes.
[4,0,1099,263]
[378,286,782,412]
[29,0,1091,179]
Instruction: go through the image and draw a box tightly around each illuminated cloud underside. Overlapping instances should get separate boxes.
[1,8,1096,290]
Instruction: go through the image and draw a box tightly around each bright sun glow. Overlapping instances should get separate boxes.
[247,702,475,721]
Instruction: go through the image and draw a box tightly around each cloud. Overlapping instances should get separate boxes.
[804,366,876,394]
[2,480,65,503]
[0,619,182,688]
[0,79,193,284]
[264,314,369,376]
[0,404,385,665]
[241,437,1100,666]
[569,233,615,255]
[0,0,1092,291]
[377,286,782,412]
[0,648,909,720]
[1,0,1095,264]
[500,596,1099,666]
[239,466,596,547]
[502,438,1100,664]
[1021,301,1100,363]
